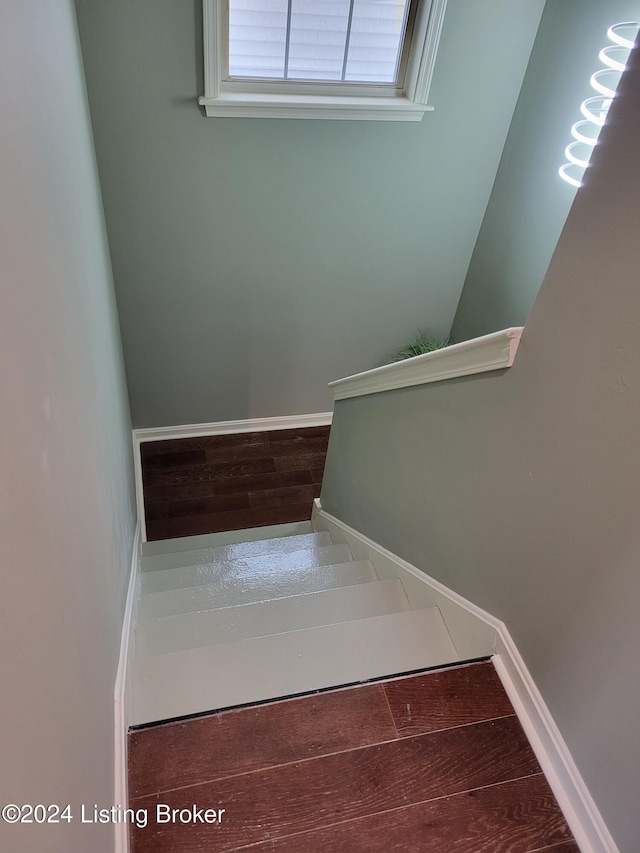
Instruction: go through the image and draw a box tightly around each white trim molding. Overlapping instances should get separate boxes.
[329,327,524,401]
[311,500,618,852]
[199,0,448,121]
[133,413,333,543]
[133,412,333,444]
[132,432,148,545]
[114,523,141,853]
[493,646,618,853]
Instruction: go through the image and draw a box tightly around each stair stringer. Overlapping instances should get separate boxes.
[311,498,617,853]
[311,499,497,660]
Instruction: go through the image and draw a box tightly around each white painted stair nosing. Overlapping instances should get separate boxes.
[138,558,378,620]
[132,607,459,725]
[141,531,333,573]
[141,543,353,595]
[140,521,314,558]
[136,578,411,656]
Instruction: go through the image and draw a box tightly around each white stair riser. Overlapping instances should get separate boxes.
[138,559,377,620]
[133,607,459,725]
[141,521,314,558]
[142,544,352,595]
[137,579,411,655]
[142,531,332,573]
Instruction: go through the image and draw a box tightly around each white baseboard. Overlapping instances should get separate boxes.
[312,500,617,853]
[133,412,333,444]
[492,643,618,853]
[133,413,333,543]
[114,522,140,853]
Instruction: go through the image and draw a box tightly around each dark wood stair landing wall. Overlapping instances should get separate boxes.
[128,661,578,853]
[140,425,331,541]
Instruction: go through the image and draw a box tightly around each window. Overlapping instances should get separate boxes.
[228,0,415,84]
[199,0,448,120]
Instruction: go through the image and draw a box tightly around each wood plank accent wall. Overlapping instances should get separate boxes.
[140,426,330,540]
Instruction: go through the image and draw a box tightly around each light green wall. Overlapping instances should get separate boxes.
[451,0,640,342]
[74,0,544,427]
[321,43,640,852]
[0,2,136,849]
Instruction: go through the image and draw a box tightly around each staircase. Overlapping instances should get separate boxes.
[132,521,460,726]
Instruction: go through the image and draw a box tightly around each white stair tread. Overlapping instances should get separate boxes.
[132,607,459,725]
[141,543,352,595]
[141,531,332,573]
[140,521,314,558]
[139,559,377,620]
[136,579,411,656]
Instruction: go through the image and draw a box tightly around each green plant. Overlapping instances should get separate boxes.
[385,330,451,364]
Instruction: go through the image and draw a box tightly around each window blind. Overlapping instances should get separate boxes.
[228,0,412,84]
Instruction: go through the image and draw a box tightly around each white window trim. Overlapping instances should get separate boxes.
[198,0,448,120]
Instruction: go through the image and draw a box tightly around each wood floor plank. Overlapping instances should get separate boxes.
[266,426,331,440]
[143,458,277,488]
[129,716,539,852]
[268,436,330,455]
[140,434,271,458]
[204,437,328,466]
[203,442,289,465]
[244,775,573,853]
[247,483,320,509]
[128,684,397,799]
[145,502,314,540]
[310,465,326,483]
[274,451,328,472]
[144,470,314,503]
[528,842,581,852]
[142,449,207,469]
[384,661,515,737]
[196,432,271,449]
[144,493,250,520]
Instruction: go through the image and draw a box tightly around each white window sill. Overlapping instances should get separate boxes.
[200,0,448,121]
[198,92,434,121]
[328,328,524,401]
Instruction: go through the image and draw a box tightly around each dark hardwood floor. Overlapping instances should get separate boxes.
[141,426,330,541]
[128,661,577,852]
